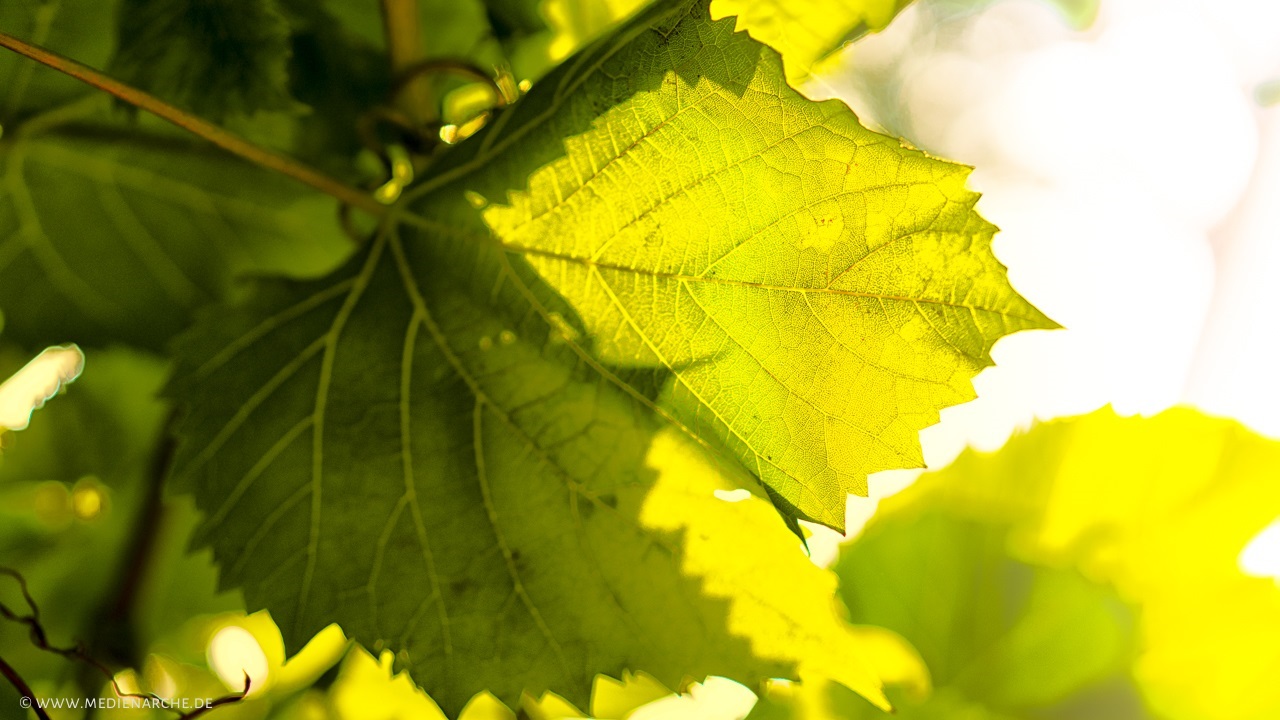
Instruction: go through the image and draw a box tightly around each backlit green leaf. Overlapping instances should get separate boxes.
[821,511,1146,719]
[713,0,912,80]
[426,0,1054,529]
[169,0,1050,709]
[748,425,1155,720]
[169,228,891,713]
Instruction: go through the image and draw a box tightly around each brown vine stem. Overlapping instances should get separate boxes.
[0,30,386,218]
[0,655,52,720]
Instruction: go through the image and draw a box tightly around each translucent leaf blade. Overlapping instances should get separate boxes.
[440,0,1056,529]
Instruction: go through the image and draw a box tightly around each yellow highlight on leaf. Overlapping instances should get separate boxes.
[482,1,1054,530]
[711,0,910,81]
[640,427,891,711]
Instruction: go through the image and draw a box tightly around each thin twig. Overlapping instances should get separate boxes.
[0,30,385,218]
[0,655,52,720]
[177,676,251,720]
[0,567,250,719]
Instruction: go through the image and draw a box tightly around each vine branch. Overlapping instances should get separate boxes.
[0,655,51,720]
[0,30,386,218]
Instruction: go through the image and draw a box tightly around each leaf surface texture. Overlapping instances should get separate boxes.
[455,0,1054,528]
[168,0,1052,708]
[171,229,890,712]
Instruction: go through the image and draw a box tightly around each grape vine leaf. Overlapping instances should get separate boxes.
[1,1,353,350]
[171,0,1049,708]
[169,228,893,713]
[712,0,912,80]
[435,0,1055,530]
[0,111,352,349]
[806,509,1146,719]
[110,0,297,120]
[908,408,1280,720]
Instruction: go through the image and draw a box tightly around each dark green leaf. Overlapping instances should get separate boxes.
[110,0,296,120]
[0,0,119,120]
[0,105,352,350]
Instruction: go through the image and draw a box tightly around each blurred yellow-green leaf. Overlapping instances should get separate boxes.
[819,506,1146,719]
[782,408,1280,720]
[907,407,1280,720]
[712,0,912,81]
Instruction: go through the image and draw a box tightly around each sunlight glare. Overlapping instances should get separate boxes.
[208,625,270,694]
[0,344,84,431]
[628,676,757,720]
[713,488,752,503]
[1239,517,1280,580]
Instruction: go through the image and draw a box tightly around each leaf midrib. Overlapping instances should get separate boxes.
[516,244,1043,323]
